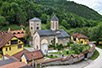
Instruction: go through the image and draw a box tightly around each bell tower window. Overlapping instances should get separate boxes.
[31,27,33,30]
[37,27,39,30]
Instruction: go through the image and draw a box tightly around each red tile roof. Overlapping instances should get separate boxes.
[0,62,26,68]
[0,32,14,47]
[24,50,44,61]
[8,28,25,38]
[12,50,29,61]
[71,33,89,39]
[61,54,71,61]
[5,54,19,61]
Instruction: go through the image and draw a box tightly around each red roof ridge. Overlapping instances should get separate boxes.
[61,54,71,61]
[5,54,19,61]
[12,50,29,60]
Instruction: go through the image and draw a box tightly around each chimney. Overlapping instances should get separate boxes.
[21,28,23,31]
[8,28,10,32]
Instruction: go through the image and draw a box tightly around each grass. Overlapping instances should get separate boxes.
[89,49,99,60]
[24,44,32,47]
[96,45,102,49]
[45,55,58,59]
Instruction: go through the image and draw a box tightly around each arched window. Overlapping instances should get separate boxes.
[17,32,20,34]
[21,31,24,34]
[13,32,16,34]
[37,27,39,30]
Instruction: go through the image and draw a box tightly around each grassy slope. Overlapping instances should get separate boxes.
[89,49,99,60]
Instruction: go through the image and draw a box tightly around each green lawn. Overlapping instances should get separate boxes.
[45,55,58,59]
[24,44,32,47]
[89,49,99,60]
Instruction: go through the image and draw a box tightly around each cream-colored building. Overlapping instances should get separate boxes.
[29,15,70,54]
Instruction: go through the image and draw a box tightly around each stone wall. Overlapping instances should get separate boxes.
[58,38,70,46]
[36,42,96,67]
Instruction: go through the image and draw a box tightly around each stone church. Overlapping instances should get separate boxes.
[29,15,70,53]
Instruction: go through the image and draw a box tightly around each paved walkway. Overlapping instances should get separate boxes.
[84,47,102,68]
[24,47,35,52]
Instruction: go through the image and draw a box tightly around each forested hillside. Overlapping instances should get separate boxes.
[0,0,102,41]
[33,0,102,20]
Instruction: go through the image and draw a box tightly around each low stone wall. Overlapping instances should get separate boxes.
[35,42,96,67]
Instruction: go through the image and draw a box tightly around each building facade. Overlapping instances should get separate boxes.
[71,33,89,45]
[0,32,24,61]
[29,15,70,54]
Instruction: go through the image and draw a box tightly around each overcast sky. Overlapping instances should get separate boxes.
[69,0,102,15]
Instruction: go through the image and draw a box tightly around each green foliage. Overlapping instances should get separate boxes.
[0,0,101,30]
[20,25,25,29]
[48,44,55,48]
[71,44,85,54]
[24,44,32,47]
[89,49,99,60]
[55,44,64,50]
[0,16,9,27]
[52,38,55,46]
[24,27,31,42]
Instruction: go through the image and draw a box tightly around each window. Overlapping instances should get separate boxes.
[17,32,20,34]
[81,41,83,43]
[7,42,9,44]
[37,27,39,30]
[31,27,33,29]
[74,38,76,41]
[9,47,11,51]
[6,48,8,51]
[18,45,22,49]
[13,32,16,34]
[21,31,24,34]
[11,40,18,45]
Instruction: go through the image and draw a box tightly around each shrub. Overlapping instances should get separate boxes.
[55,56,58,58]
[66,51,69,54]
[50,55,53,57]
[46,54,48,57]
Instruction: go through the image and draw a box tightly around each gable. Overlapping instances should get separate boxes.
[4,37,23,47]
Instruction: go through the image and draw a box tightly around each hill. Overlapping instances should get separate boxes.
[0,0,102,30]
[33,0,102,21]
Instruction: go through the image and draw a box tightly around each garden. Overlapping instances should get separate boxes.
[48,43,91,56]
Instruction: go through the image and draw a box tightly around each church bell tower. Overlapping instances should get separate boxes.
[51,15,59,30]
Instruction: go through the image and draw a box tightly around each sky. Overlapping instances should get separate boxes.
[69,0,102,15]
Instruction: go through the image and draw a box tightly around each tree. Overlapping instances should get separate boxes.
[0,16,9,27]
[24,27,31,43]
[61,19,70,29]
